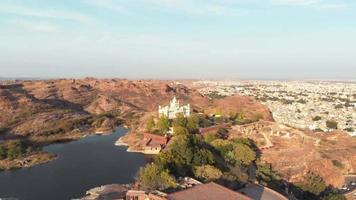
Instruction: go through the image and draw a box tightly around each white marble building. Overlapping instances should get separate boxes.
[159,97,190,119]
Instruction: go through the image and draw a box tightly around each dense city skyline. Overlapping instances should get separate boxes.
[1,0,356,79]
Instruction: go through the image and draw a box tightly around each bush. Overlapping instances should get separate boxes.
[321,193,346,200]
[204,133,217,144]
[216,128,229,139]
[326,120,338,129]
[344,127,354,132]
[194,165,222,182]
[297,172,326,196]
[0,128,6,135]
[253,112,264,121]
[312,116,322,121]
[233,143,256,166]
[0,146,6,160]
[138,163,176,191]
[297,99,307,104]
[0,140,30,160]
[334,104,343,109]
[331,160,344,169]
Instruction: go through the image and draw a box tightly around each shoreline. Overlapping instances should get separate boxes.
[0,127,118,172]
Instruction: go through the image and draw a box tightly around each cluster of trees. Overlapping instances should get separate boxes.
[41,116,93,136]
[140,114,345,199]
[0,140,33,160]
[138,126,259,191]
[292,172,346,200]
[138,163,176,191]
[146,113,199,135]
[92,112,116,129]
[206,91,227,99]
[232,111,264,125]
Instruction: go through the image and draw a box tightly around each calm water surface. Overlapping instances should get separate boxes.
[0,128,146,200]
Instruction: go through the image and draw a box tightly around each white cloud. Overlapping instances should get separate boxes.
[84,0,249,16]
[271,0,348,9]
[10,19,58,33]
[85,0,131,15]
[271,0,320,6]
[0,5,93,23]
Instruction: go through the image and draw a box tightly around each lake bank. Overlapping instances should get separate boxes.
[0,128,146,200]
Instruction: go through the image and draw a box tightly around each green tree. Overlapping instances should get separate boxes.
[321,193,346,200]
[198,115,212,128]
[138,163,176,191]
[0,145,7,160]
[157,116,170,134]
[194,165,222,182]
[192,149,214,166]
[233,143,256,165]
[146,116,155,132]
[216,128,229,139]
[187,114,199,131]
[326,120,338,129]
[229,164,249,182]
[236,112,244,121]
[173,126,189,136]
[6,140,24,159]
[204,133,217,144]
[297,172,327,196]
[165,135,195,176]
[173,113,187,128]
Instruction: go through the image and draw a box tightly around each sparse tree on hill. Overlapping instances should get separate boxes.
[187,114,199,132]
[216,128,229,139]
[312,116,322,121]
[146,115,155,132]
[297,172,326,196]
[253,112,264,121]
[173,113,187,128]
[157,115,170,134]
[0,146,6,160]
[236,112,244,121]
[173,126,189,136]
[326,120,338,130]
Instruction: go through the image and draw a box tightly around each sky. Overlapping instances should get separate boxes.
[0,0,355,80]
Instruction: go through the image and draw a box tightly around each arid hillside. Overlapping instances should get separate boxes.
[0,78,273,143]
[230,121,356,187]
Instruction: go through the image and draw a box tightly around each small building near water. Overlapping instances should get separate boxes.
[142,133,169,154]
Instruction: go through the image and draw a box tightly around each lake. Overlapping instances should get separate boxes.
[0,128,146,200]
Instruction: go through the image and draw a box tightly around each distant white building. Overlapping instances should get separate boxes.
[159,97,190,119]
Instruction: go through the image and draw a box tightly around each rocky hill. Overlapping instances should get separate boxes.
[0,79,273,142]
[230,121,356,187]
